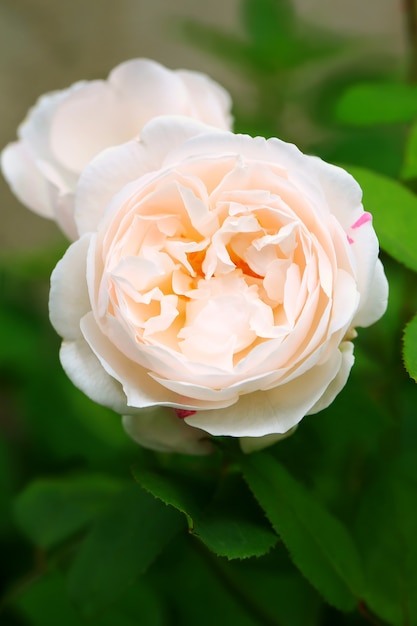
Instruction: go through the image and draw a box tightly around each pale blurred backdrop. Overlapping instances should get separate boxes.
[0,0,405,251]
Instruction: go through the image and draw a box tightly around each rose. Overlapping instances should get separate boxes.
[1,59,232,240]
[49,116,388,454]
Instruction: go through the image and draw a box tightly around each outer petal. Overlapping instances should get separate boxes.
[176,69,233,130]
[122,409,212,455]
[240,426,298,454]
[185,348,342,437]
[60,338,128,414]
[163,131,304,172]
[109,59,189,119]
[352,252,388,328]
[49,234,92,340]
[49,80,134,173]
[307,341,355,415]
[53,192,78,241]
[1,142,54,218]
[75,141,153,236]
[307,157,364,229]
[301,156,388,327]
[19,85,85,164]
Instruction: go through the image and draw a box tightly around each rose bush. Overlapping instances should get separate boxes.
[49,116,388,454]
[1,59,232,239]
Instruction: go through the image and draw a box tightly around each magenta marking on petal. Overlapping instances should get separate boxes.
[174,408,197,419]
[351,212,372,229]
[347,235,354,244]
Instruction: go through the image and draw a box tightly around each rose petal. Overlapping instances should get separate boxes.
[49,235,92,340]
[240,425,298,453]
[50,81,134,173]
[353,259,388,328]
[60,338,128,414]
[1,142,53,218]
[307,341,355,414]
[177,69,233,129]
[185,348,342,437]
[122,408,212,455]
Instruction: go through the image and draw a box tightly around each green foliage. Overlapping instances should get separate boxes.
[132,463,277,559]
[403,314,417,381]
[13,474,124,550]
[355,460,417,626]
[13,571,165,626]
[241,453,365,611]
[401,119,417,180]
[67,485,184,617]
[335,82,417,126]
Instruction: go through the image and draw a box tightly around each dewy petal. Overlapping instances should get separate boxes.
[122,408,212,455]
[49,235,92,340]
[1,142,54,218]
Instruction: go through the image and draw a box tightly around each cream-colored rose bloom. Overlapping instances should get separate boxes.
[1,59,232,239]
[49,117,388,454]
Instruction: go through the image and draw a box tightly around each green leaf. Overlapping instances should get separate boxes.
[314,126,406,178]
[14,570,165,626]
[0,438,15,535]
[401,120,417,180]
[355,462,417,625]
[149,534,268,626]
[225,552,322,626]
[67,485,184,617]
[13,474,124,549]
[131,462,215,524]
[132,464,277,559]
[194,473,277,559]
[403,313,417,381]
[335,82,417,126]
[241,452,365,611]
[341,164,417,272]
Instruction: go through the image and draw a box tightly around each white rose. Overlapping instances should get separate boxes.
[1,59,232,240]
[49,117,388,455]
